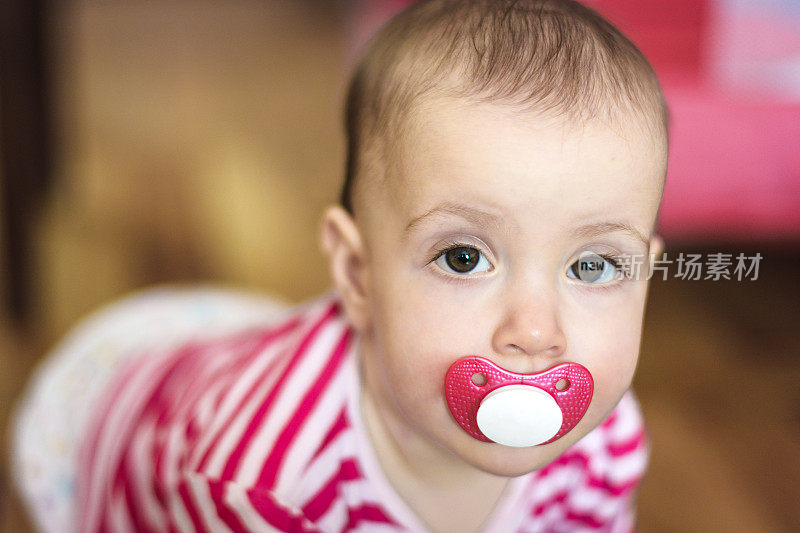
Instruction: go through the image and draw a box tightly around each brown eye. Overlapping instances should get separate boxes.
[445,247,479,272]
[434,246,493,274]
[433,244,493,276]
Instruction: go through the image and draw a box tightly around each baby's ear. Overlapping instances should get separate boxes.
[320,206,370,330]
[647,234,665,275]
[649,234,664,258]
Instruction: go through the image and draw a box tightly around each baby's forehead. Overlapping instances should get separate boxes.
[392,97,666,177]
[358,98,665,233]
[405,94,663,144]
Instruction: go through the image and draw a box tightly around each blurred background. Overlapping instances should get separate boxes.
[1,0,798,531]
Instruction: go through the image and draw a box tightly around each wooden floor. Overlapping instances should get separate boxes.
[635,246,799,531]
[1,1,798,531]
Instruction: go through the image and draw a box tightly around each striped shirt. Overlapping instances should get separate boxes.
[77,294,648,532]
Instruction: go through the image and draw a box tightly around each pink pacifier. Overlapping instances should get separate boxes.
[444,357,593,447]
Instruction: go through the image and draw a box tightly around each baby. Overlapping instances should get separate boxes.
[13,0,667,531]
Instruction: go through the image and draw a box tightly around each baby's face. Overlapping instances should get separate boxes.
[355,98,666,475]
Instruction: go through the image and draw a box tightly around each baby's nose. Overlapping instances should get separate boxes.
[491,295,566,360]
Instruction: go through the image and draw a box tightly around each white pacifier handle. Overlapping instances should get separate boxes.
[476,385,564,447]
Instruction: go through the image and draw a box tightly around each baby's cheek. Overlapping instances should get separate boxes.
[588,340,639,388]
[573,308,641,392]
[582,339,640,424]
[381,321,446,388]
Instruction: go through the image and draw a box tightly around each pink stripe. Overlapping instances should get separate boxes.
[194,355,283,472]
[565,509,605,529]
[81,347,189,531]
[162,344,225,423]
[344,503,400,530]
[194,317,303,472]
[533,490,568,516]
[301,458,362,521]
[78,348,149,520]
[256,328,352,489]
[152,426,169,511]
[206,479,250,533]
[207,326,297,406]
[195,316,317,472]
[586,475,640,497]
[219,303,340,481]
[310,407,349,462]
[98,511,111,533]
[204,327,293,413]
[536,451,589,479]
[186,321,302,415]
[537,451,642,496]
[601,409,619,429]
[607,429,646,457]
[118,454,158,533]
[247,488,323,532]
[142,343,205,424]
[178,479,211,533]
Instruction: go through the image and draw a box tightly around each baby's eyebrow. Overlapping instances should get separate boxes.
[573,221,649,246]
[404,202,503,237]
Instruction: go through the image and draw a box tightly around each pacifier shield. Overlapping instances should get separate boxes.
[445,357,593,446]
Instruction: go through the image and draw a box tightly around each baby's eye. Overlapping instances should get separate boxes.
[566,253,620,283]
[434,246,493,274]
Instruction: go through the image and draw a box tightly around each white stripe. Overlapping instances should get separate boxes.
[519,504,562,533]
[274,358,349,494]
[566,485,605,513]
[606,392,642,441]
[529,466,582,504]
[109,488,135,533]
[226,479,320,532]
[338,477,394,512]
[195,307,327,477]
[316,478,406,532]
[519,520,546,533]
[185,473,234,533]
[571,424,605,456]
[223,480,287,532]
[351,522,404,533]
[318,481,404,532]
[198,342,294,478]
[169,340,247,430]
[188,338,286,472]
[603,445,647,484]
[566,485,627,523]
[536,503,564,531]
[587,495,626,522]
[572,392,643,457]
[185,367,233,437]
[129,420,168,531]
[82,348,176,533]
[235,319,345,486]
[315,497,349,533]
[609,506,634,533]
[165,425,195,533]
[294,429,355,505]
[166,342,242,426]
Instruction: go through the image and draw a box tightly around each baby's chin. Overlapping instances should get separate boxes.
[443,430,581,478]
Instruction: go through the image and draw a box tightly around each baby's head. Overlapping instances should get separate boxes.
[323,0,667,476]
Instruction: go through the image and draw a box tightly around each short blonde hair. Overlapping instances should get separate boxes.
[341,0,667,213]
